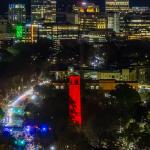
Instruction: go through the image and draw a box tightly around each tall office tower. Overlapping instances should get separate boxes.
[31,0,56,23]
[73,2,106,30]
[0,16,13,49]
[8,4,26,24]
[107,13,120,33]
[73,2,100,13]
[105,0,129,13]
[123,9,150,40]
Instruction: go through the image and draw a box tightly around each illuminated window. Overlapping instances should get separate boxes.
[56,85,59,89]
[96,86,99,89]
[91,86,94,89]
[60,85,64,89]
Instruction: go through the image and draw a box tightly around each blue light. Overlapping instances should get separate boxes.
[26,128,30,132]
[42,127,46,131]
[24,126,37,135]
[9,129,13,132]
[40,125,48,132]
[25,126,30,132]
[3,127,13,133]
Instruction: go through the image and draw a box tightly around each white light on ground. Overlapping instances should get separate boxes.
[50,146,56,150]
[31,95,37,100]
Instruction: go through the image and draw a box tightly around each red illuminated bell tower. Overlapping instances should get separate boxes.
[69,75,82,126]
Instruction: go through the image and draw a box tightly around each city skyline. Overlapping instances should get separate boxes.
[0,0,150,14]
[0,0,150,149]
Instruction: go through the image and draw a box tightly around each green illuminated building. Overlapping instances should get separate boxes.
[16,24,23,39]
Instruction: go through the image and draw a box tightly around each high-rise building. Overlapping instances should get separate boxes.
[123,10,150,40]
[73,2,100,13]
[0,16,8,33]
[107,13,120,33]
[73,2,106,30]
[0,16,14,49]
[8,4,26,24]
[105,0,129,13]
[131,7,149,13]
[38,23,79,40]
[31,0,56,23]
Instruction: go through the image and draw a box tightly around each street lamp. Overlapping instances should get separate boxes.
[50,145,56,150]
[31,95,37,100]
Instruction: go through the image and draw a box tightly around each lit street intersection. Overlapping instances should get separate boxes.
[1,79,55,149]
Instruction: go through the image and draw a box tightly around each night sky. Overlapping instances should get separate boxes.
[0,0,150,14]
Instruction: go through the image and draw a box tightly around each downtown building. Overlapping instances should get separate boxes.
[31,0,56,23]
[105,0,129,13]
[38,23,80,50]
[72,2,113,46]
[73,2,103,30]
[105,0,129,35]
[23,2,113,49]
[106,6,150,40]
[7,3,26,45]
[20,22,80,51]
[8,3,26,24]
[123,7,150,40]
[0,16,14,49]
[18,0,57,43]
[22,1,149,48]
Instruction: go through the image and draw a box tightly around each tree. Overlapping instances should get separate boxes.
[0,38,53,96]
[57,40,94,67]
[82,84,142,150]
[0,107,4,120]
[100,40,150,67]
[110,84,141,109]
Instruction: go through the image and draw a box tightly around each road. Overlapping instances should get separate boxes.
[1,79,51,149]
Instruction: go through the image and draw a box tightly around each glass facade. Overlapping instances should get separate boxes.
[105,0,129,13]
[8,4,26,24]
[31,0,56,23]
